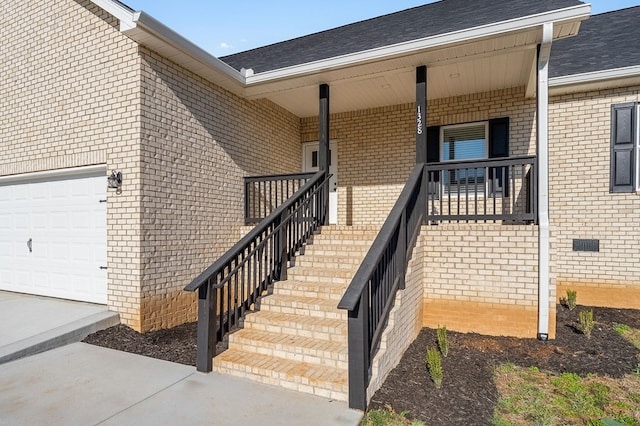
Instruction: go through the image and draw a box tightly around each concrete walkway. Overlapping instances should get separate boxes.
[0,343,362,425]
[0,291,119,364]
[0,292,362,425]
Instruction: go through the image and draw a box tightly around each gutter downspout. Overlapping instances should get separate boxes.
[537,22,553,341]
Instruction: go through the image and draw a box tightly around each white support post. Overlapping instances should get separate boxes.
[537,22,553,340]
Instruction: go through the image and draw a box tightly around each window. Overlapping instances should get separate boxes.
[441,123,487,189]
[441,122,488,162]
[426,118,509,196]
[610,103,639,193]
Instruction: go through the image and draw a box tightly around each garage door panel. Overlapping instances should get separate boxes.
[0,169,107,304]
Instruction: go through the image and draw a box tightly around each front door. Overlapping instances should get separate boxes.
[303,141,337,224]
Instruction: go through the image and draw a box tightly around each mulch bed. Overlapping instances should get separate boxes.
[83,305,640,424]
[83,321,198,366]
[368,305,640,424]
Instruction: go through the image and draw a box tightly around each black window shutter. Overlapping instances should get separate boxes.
[426,126,440,182]
[610,103,636,193]
[488,117,510,196]
[426,126,440,163]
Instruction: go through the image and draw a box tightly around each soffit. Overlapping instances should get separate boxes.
[246,23,578,117]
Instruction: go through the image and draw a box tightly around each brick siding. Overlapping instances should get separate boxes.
[549,86,640,307]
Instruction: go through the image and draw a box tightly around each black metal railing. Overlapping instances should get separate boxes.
[185,171,329,372]
[425,156,536,223]
[337,163,426,410]
[244,172,315,224]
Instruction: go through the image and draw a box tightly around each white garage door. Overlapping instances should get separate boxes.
[0,167,107,304]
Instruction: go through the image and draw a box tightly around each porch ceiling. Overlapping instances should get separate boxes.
[244,23,579,118]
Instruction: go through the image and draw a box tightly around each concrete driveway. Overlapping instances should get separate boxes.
[0,292,362,425]
[0,291,118,364]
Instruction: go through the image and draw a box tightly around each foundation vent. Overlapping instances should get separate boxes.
[572,239,599,252]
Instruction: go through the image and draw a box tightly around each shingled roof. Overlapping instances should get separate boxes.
[220,0,584,73]
[550,6,640,78]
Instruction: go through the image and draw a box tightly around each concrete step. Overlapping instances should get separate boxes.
[272,280,347,301]
[213,350,348,401]
[227,329,348,369]
[260,295,346,320]
[243,311,347,341]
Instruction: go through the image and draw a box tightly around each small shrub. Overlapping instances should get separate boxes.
[566,289,577,310]
[437,325,449,357]
[426,347,443,389]
[579,310,595,338]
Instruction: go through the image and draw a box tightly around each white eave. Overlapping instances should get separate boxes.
[549,65,640,95]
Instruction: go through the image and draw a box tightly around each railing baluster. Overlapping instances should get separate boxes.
[422,156,535,223]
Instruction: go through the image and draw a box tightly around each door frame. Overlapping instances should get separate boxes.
[302,141,338,224]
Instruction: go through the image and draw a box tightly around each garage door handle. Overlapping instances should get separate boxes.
[27,238,32,253]
[99,266,107,270]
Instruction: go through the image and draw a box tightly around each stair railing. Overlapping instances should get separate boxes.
[244,172,316,224]
[338,163,426,410]
[185,171,329,372]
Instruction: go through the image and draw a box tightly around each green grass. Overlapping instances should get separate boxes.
[493,365,640,425]
[614,323,640,349]
[360,406,425,426]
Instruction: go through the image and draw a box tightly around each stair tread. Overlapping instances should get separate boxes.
[230,328,347,353]
[288,265,357,276]
[262,294,342,308]
[214,350,347,386]
[272,281,347,301]
[244,310,346,330]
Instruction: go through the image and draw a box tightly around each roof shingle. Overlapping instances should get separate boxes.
[220,0,584,73]
[550,6,640,78]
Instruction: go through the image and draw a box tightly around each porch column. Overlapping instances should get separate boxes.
[415,66,427,164]
[415,66,428,224]
[537,23,553,341]
[319,84,330,225]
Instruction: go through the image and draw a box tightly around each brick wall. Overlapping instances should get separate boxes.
[549,86,640,307]
[0,0,143,327]
[137,48,301,330]
[420,224,548,338]
[0,1,139,177]
[367,233,425,401]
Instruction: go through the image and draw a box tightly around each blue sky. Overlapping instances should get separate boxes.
[124,0,640,57]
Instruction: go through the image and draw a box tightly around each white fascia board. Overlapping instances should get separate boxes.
[549,65,640,87]
[89,0,245,88]
[245,4,591,85]
[89,0,134,25]
[128,12,246,86]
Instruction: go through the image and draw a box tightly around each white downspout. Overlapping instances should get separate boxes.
[537,22,553,340]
